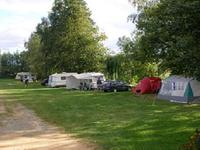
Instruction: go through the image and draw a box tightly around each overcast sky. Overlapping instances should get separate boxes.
[0,0,136,53]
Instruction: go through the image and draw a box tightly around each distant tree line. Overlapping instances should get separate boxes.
[2,0,199,83]
[0,52,29,78]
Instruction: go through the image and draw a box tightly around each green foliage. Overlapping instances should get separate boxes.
[181,129,200,150]
[134,0,200,79]
[26,0,107,78]
[114,36,164,84]
[0,52,29,78]
[105,53,162,84]
[129,0,158,11]
[25,33,45,78]
[105,55,122,80]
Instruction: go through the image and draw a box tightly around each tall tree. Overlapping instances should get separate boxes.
[123,0,200,80]
[26,0,107,78]
[0,52,29,77]
[115,36,162,83]
[48,0,106,73]
[25,33,45,78]
[135,0,200,79]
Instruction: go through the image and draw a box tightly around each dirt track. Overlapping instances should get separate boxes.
[0,103,98,150]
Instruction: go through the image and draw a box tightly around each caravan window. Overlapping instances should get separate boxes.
[61,76,66,80]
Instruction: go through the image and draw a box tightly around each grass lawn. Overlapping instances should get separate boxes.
[1,79,200,150]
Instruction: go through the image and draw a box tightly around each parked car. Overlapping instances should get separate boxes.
[41,78,48,86]
[102,80,131,92]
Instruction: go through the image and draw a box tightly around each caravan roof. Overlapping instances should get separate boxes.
[50,72,77,77]
[70,72,104,80]
[16,72,31,75]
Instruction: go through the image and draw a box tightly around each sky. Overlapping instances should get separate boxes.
[0,0,136,53]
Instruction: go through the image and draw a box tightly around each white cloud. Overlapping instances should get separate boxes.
[0,16,39,52]
[0,0,53,53]
[86,0,136,52]
[0,0,136,53]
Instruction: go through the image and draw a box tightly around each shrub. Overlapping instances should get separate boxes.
[180,129,200,150]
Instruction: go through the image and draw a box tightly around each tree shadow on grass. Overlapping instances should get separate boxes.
[1,89,200,150]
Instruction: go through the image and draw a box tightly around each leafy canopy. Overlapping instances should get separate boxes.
[26,0,107,78]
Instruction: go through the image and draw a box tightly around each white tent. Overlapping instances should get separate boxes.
[48,72,77,87]
[66,72,105,90]
[15,72,36,82]
[157,75,200,103]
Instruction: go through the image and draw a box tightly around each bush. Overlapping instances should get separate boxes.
[180,129,200,150]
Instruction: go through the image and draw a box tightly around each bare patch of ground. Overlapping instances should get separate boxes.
[0,103,99,150]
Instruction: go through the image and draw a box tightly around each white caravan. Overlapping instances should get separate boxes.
[48,72,77,87]
[66,72,105,90]
[15,72,36,82]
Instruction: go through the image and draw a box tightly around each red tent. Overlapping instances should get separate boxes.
[132,77,161,94]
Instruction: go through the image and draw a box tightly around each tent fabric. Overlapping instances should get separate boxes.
[66,72,105,90]
[184,83,193,98]
[132,77,161,94]
[66,76,81,89]
[157,75,200,103]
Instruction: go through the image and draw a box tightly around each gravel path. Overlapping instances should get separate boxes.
[0,102,98,150]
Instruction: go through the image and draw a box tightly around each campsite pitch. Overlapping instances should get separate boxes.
[0,79,200,150]
[0,101,98,150]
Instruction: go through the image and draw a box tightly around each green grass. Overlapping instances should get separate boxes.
[0,79,43,89]
[1,79,200,150]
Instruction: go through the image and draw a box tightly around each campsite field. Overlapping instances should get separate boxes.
[0,79,200,150]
